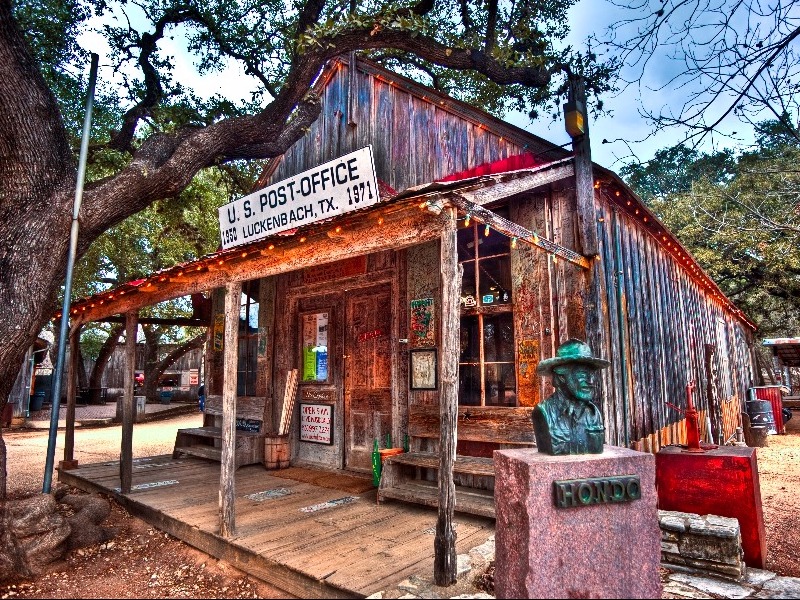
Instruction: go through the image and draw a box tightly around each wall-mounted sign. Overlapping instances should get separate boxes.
[299,403,334,444]
[301,388,335,402]
[303,255,367,285]
[236,418,262,433]
[218,146,379,249]
[410,297,435,348]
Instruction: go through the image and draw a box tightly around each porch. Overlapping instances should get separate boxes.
[57,456,495,598]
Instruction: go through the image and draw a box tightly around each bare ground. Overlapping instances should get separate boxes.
[1,411,798,598]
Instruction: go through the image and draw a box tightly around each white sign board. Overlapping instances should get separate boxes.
[218,146,379,249]
[299,403,334,445]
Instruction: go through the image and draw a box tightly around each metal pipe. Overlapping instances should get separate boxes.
[612,208,630,447]
[43,53,99,494]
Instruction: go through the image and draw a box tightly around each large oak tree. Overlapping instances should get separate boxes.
[0,0,613,499]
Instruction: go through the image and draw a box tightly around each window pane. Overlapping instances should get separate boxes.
[459,261,477,309]
[477,225,510,258]
[457,222,476,261]
[301,312,330,382]
[248,302,259,330]
[478,257,512,306]
[483,313,515,362]
[460,315,480,362]
[484,363,517,407]
[458,364,481,406]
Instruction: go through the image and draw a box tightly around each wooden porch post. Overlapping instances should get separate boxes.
[220,281,241,537]
[435,206,461,586]
[61,323,81,469]
[120,311,137,493]
[568,75,604,357]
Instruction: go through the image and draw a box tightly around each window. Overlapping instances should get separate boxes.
[237,280,260,396]
[300,311,330,383]
[457,207,516,406]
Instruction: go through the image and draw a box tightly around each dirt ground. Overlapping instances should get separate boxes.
[758,413,800,577]
[1,412,799,599]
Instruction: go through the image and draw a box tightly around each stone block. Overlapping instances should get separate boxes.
[658,510,746,580]
[493,446,661,599]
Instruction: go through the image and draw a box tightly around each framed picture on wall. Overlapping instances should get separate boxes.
[410,348,438,390]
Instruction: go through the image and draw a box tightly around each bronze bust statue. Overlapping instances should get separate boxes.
[532,339,609,455]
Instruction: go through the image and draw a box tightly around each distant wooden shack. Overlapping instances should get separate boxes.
[63,55,755,509]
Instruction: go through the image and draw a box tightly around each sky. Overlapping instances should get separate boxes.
[512,1,761,170]
[76,0,764,172]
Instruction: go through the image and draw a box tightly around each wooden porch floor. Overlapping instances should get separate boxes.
[58,455,495,598]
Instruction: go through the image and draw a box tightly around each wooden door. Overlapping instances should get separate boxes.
[344,284,393,472]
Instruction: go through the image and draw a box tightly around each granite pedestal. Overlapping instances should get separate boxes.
[494,445,661,599]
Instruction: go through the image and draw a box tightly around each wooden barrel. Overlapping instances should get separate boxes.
[746,400,777,435]
[264,434,290,470]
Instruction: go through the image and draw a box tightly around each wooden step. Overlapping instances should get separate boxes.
[383,451,495,477]
[378,479,495,518]
[176,426,264,440]
[174,445,223,462]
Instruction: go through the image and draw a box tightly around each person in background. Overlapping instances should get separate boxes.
[198,383,205,412]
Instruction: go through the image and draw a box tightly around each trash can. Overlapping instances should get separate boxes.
[136,396,146,418]
[116,396,148,422]
[29,391,46,412]
[159,390,172,405]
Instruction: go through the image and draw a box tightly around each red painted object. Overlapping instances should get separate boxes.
[655,445,766,569]
[753,386,785,435]
[684,381,702,451]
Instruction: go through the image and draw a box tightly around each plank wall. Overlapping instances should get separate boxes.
[594,202,755,449]
[264,58,563,193]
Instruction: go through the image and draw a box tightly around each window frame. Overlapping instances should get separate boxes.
[457,209,517,407]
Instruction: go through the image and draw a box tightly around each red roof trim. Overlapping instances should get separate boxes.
[439,152,542,182]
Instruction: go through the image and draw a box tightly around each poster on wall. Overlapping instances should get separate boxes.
[410,348,438,390]
[213,314,225,351]
[299,403,334,444]
[302,312,329,382]
[410,298,435,348]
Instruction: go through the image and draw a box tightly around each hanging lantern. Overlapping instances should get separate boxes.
[563,99,585,138]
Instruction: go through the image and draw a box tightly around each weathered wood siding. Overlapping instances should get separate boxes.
[594,201,754,449]
[264,58,560,193]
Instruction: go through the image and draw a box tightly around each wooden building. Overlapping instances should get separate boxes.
[61,56,756,520]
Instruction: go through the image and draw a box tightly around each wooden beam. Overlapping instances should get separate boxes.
[97,316,211,327]
[434,206,460,586]
[220,281,241,537]
[61,324,81,469]
[568,76,599,258]
[120,311,137,494]
[72,200,447,326]
[457,160,574,206]
[446,195,591,269]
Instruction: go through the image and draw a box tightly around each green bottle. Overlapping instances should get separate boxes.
[385,432,392,449]
[371,438,381,487]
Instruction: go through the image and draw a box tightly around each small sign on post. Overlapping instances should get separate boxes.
[218,146,379,249]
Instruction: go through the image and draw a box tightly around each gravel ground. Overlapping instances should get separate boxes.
[1,410,798,598]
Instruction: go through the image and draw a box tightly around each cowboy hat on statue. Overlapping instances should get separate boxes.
[533,339,610,455]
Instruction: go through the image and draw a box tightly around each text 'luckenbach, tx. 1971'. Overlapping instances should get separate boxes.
[553,475,641,508]
[217,146,379,250]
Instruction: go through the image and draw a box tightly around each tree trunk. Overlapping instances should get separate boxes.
[88,325,124,391]
[140,328,206,403]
